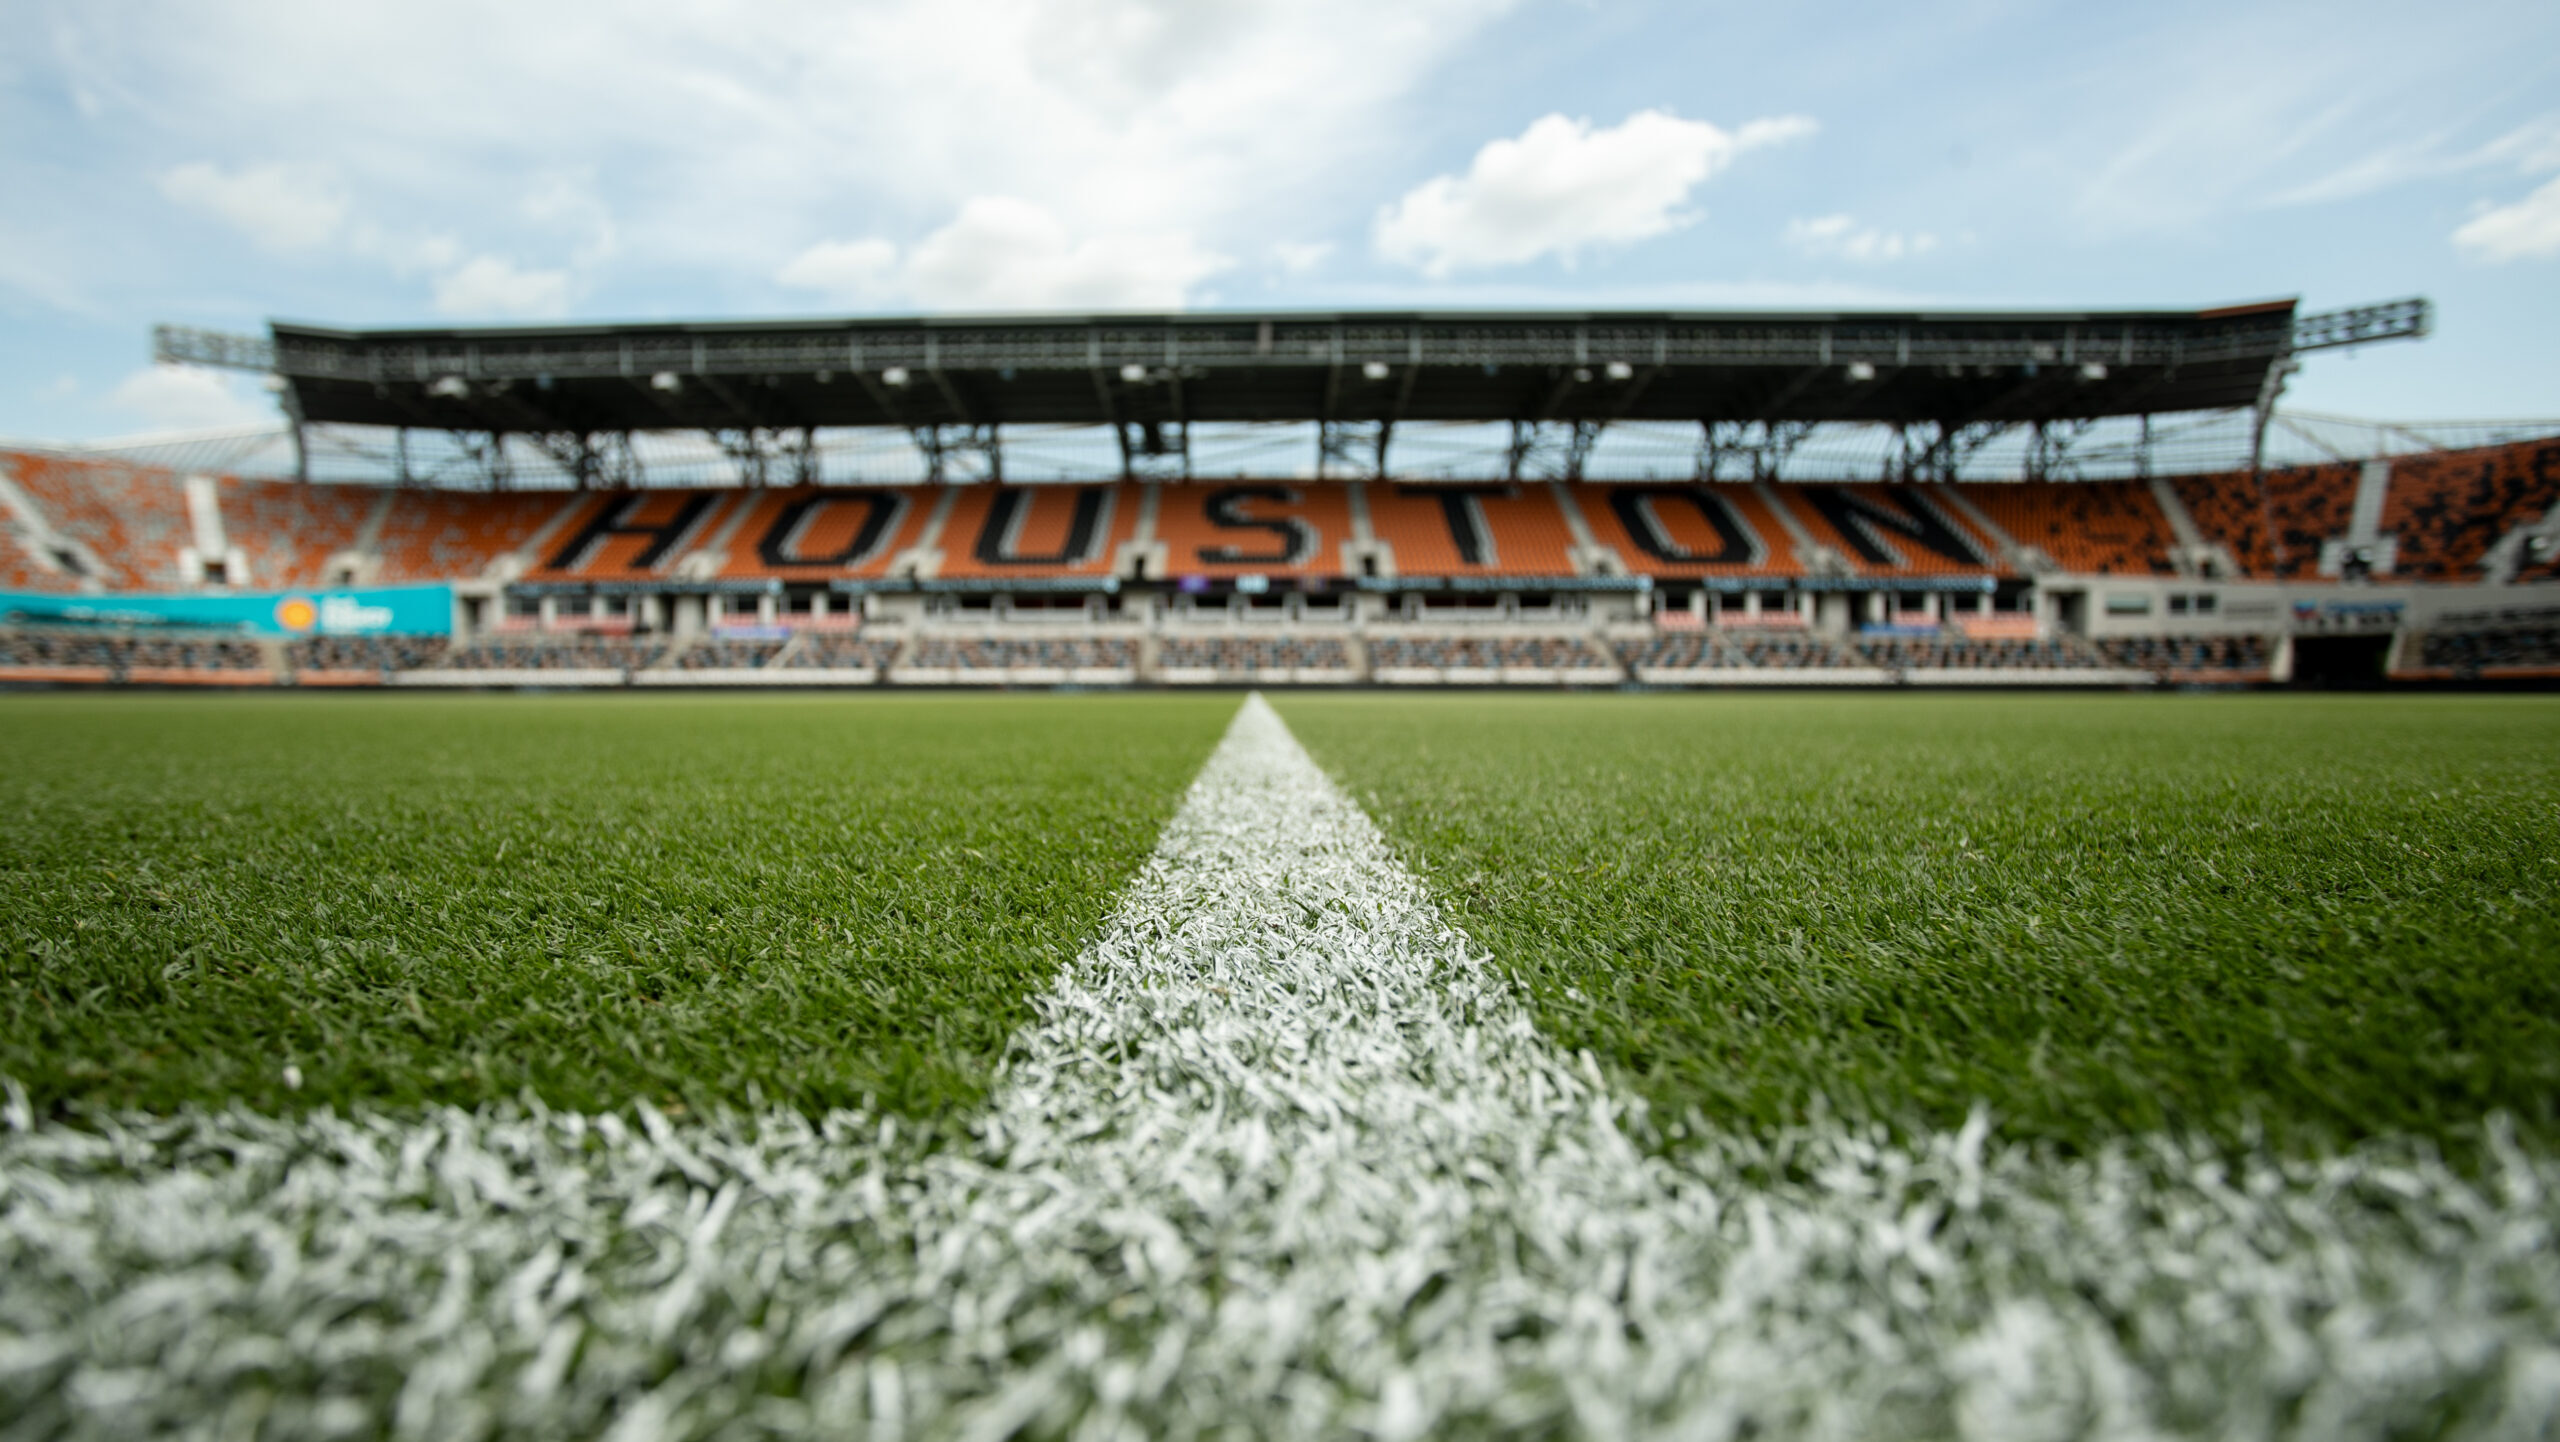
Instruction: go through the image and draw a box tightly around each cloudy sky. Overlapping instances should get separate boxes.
[2,0,2555,442]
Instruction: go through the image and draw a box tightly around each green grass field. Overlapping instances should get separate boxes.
[0,692,1231,1117]
[7,690,2555,1159]
[1280,691,2560,1159]
[8,688,2560,1438]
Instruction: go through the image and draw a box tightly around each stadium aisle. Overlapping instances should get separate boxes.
[3,696,2556,1438]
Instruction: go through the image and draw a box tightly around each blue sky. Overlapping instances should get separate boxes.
[2,0,2555,442]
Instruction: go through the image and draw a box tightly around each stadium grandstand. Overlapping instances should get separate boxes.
[6,297,2558,690]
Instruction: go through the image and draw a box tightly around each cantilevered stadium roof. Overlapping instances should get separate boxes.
[154,299,2428,441]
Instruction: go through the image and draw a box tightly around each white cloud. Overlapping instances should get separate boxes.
[105,365,274,432]
[2453,174,2560,262]
[157,161,346,251]
[1271,240,1334,275]
[1375,110,1815,277]
[779,198,1228,311]
[432,255,572,317]
[1784,214,1937,264]
[775,238,901,304]
[64,0,1519,286]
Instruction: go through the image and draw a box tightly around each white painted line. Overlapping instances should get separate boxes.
[4,694,2557,1437]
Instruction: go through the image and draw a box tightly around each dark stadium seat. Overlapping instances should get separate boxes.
[1152,483,1354,580]
[1367,485,1579,576]
[1779,484,2003,577]
[1578,483,1803,578]
[931,486,1138,581]
[2380,440,2560,580]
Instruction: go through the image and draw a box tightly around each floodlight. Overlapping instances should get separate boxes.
[1362,361,1391,381]
[1605,361,1634,381]
[883,366,911,387]
[650,371,681,392]
[2080,362,2108,381]
[428,375,469,398]
[1572,367,1593,383]
[1846,361,1876,382]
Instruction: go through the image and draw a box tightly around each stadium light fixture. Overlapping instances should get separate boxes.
[1362,361,1391,381]
[650,371,681,392]
[428,375,469,398]
[1605,361,1635,381]
[1846,361,1877,382]
[883,367,911,387]
[2080,362,2109,381]
[1120,363,1149,383]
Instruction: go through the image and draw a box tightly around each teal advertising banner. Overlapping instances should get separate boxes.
[0,585,453,636]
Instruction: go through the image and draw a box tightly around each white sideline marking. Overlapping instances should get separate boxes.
[4,695,2558,1439]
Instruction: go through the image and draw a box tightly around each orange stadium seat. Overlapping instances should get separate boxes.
[1775,484,2005,578]
[1965,482,2177,576]
[714,486,936,581]
[2380,438,2560,580]
[373,491,570,584]
[524,490,725,581]
[2170,472,2276,577]
[1579,483,1806,578]
[1153,482,1354,580]
[2260,462,2361,579]
[219,478,375,588]
[931,484,1138,581]
[6,453,193,590]
[1367,484,1578,577]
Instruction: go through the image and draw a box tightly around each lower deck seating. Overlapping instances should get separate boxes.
[783,635,904,670]
[673,638,789,669]
[1367,634,1617,671]
[2416,627,2560,675]
[1619,632,1860,669]
[2094,635,2273,676]
[1157,636,1353,672]
[438,637,668,671]
[0,631,126,671]
[286,635,451,674]
[1854,636,2099,670]
[904,636,1137,670]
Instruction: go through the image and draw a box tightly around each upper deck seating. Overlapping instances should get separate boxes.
[1366,485,1580,577]
[2170,473,2277,577]
[1777,485,2002,577]
[711,487,934,581]
[374,491,568,583]
[1153,483,1355,580]
[6,454,192,590]
[2381,440,2560,580]
[930,486,1138,582]
[1579,483,1802,579]
[1964,482,2177,576]
[221,479,374,587]
[2261,463,2361,578]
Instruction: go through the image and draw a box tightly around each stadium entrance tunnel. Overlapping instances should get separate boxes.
[2290,634,2392,688]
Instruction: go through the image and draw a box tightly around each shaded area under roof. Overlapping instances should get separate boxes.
[248,304,2312,435]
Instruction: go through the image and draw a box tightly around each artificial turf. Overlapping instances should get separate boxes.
[0,692,1232,1118]
[1278,691,2560,1158]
